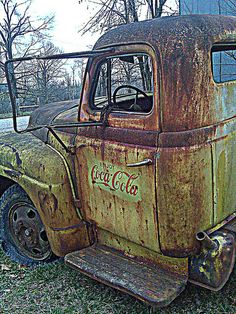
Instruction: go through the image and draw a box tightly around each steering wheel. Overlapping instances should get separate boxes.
[112,85,150,110]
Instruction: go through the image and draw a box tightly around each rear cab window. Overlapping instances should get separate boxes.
[212,46,236,83]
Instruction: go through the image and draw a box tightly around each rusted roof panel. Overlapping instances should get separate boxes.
[95,15,236,131]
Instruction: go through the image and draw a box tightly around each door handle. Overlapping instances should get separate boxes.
[126,158,153,167]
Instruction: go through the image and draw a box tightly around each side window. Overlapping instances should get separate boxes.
[212,45,236,120]
[212,47,236,83]
[93,54,153,113]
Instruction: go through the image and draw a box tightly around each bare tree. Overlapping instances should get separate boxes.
[0,0,54,62]
[14,42,66,106]
[79,0,177,35]
[14,42,84,108]
[79,1,178,98]
[0,0,54,106]
[145,0,168,18]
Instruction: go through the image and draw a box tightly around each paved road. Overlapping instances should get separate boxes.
[0,116,30,132]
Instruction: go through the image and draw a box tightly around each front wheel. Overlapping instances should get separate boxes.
[0,184,56,266]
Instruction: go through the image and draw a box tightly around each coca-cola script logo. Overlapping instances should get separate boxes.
[91,164,140,197]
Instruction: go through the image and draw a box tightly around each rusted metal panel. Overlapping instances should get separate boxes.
[212,122,236,224]
[75,135,160,253]
[97,229,188,277]
[45,223,91,257]
[94,15,236,132]
[214,82,236,122]
[211,79,236,224]
[0,131,88,256]
[189,231,235,291]
[158,126,215,148]
[75,44,162,257]
[65,244,188,307]
[80,44,160,132]
[76,15,236,260]
[78,126,159,147]
[156,144,214,257]
[158,117,235,148]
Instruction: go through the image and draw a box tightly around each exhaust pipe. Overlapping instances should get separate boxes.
[190,230,235,291]
[196,231,218,250]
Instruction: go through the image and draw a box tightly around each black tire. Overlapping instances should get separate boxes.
[0,184,56,266]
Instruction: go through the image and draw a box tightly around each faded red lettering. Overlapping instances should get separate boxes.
[91,164,139,197]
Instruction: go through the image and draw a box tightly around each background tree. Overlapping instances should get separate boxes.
[0,0,54,110]
[14,42,83,107]
[79,0,178,98]
[0,0,54,66]
[15,42,61,105]
[79,0,178,35]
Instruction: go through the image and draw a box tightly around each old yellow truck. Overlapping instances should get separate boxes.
[0,14,235,308]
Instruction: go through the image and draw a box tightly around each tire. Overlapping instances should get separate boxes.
[0,184,56,266]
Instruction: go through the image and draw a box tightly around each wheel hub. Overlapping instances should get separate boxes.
[9,203,51,261]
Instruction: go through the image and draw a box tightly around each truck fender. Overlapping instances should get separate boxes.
[0,131,90,256]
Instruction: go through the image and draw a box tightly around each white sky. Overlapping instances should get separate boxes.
[31,0,178,52]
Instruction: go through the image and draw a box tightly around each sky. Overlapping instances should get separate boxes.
[31,0,99,52]
[31,0,178,52]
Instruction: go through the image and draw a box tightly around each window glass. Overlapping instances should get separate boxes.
[94,54,153,113]
[212,49,236,83]
[180,0,235,15]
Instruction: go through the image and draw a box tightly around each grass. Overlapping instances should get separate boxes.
[0,113,14,119]
[0,112,31,119]
[0,247,235,314]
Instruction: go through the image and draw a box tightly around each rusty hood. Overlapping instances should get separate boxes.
[28,99,79,142]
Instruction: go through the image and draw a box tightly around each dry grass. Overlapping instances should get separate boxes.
[0,248,235,314]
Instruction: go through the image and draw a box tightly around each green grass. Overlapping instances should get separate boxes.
[0,248,235,314]
[0,113,13,119]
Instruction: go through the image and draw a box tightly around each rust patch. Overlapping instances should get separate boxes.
[78,126,159,147]
[4,169,22,179]
[47,223,91,256]
[0,142,22,168]
[159,126,215,147]
[189,231,235,291]
[65,244,187,307]
[38,191,59,216]
[156,144,214,257]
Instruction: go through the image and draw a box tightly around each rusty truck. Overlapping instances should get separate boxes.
[0,14,235,308]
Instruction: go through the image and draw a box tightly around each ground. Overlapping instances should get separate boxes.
[0,116,29,132]
[0,248,235,313]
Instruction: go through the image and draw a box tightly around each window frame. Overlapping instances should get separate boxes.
[211,43,236,84]
[89,51,155,116]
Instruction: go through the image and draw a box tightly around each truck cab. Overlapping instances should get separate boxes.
[0,15,235,308]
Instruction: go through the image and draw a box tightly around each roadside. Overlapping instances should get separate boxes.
[0,116,29,132]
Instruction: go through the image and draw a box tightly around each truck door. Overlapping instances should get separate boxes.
[75,45,161,253]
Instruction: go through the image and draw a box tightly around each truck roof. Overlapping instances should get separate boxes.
[95,15,236,132]
[95,15,236,50]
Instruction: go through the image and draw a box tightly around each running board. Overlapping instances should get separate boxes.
[65,245,187,307]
